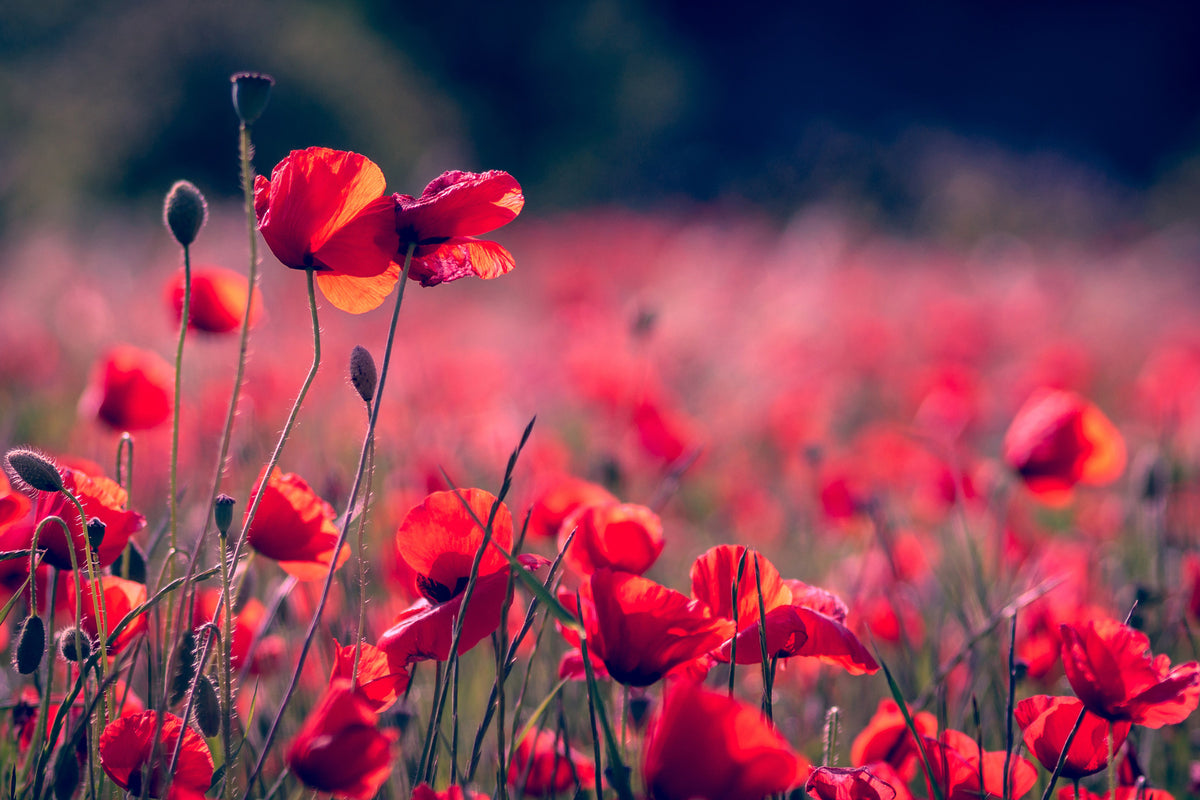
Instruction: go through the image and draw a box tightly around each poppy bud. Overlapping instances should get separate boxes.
[192,675,221,738]
[163,180,208,247]
[171,631,197,705]
[4,448,64,493]
[86,517,106,551]
[15,615,46,674]
[349,345,377,404]
[52,739,81,800]
[58,627,94,662]
[214,494,236,539]
[231,71,274,125]
[112,541,147,584]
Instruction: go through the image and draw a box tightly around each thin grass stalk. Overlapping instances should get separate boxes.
[20,567,57,793]
[876,649,944,800]
[245,245,415,793]
[754,554,772,720]
[417,660,447,785]
[1003,612,1018,800]
[1107,721,1116,800]
[579,631,605,800]
[493,633,509,800]
[728,547,750,697]
[451,652,461,785]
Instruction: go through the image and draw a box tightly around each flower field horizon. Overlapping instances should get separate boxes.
[1,74,1199,800]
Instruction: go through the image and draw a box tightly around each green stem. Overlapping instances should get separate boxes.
[169,243,191,557]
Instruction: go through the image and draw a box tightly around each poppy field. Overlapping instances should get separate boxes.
[2,72,1200,800]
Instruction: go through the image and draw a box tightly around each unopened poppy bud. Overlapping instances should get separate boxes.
[214,494,236,538]
[57,627,94,662]
[15,615,46,674]
[86,517,106,551]
[231,71,274,125]
[192,675,221,737]
[52,738,81,800]
[164,180,208,247]
[4,448,63,493]
[171,631,197,705]
[349,345,377,403]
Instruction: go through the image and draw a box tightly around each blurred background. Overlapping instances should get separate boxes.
[3,0,1200,243]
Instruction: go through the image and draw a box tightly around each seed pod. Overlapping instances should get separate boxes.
[85,518,106,551]
[52,739,81,800]
[15,615,46,675]
[170,630,197,705]
[192,675,221,738]
[349,345,377,404]
[57,627,93,662]
[163,180,208,247]
[4,448,63,493]
[231,72,275,125]
[214,494,236,538]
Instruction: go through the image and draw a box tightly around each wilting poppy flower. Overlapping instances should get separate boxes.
[851,699,938,780]
[1060,618,1200,727]
[411,784,488,800]
[79,345,174,431]
[643,680,808,800]
[806,766,897,800]
[330,638,410,713]
[98,711,213,798]
[527,474,616,539]
[1015,695,1130,780]
[921,729,1037,800]
[246,468,347,581]
[69,575,147,653]
[255,147,400,313]
[286,679,395,800]
[166,265,262,333]
[394,170,524,287]
[559,501,664,577]
[579,569,732,687]
[22,465,145,571]
[1003,389,1126,503]
[508,730,596,797]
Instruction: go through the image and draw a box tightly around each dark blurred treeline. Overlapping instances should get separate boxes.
[3,0,1200,241]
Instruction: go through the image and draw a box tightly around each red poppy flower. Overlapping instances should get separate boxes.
[79,345,174,431]
[23,465,145,571]
[851,699,938,780]
[527,474,616,539]
[717,604,879,673]
[411,784,488,800]
[579,568,733,687]
[255,147,400,313]
[1060,618,1200,727]
[690,545,792,624]
[286,679,395,800]
[394,170,524,287]
[166,264,263,333]
[69,575,147,653]
[921,729,1037,800]
[98,711,214,798]
[1003,389,1126,503]
[1015,695,1130,780]
[193,588,270,673]
[559,501,664,577]
[508,730,596,797]
[806,766,897,800]
[330,638,411,713]
[246,468,347,581]
[643,680,808,800]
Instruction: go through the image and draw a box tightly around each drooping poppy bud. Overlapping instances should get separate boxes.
[4,448,63,493]
[231,71,275,125]
[86,517,105,551]
[349,345,377,404]
[15,615,45,674]
[163,180,208,247]
[214,493,236,538]
[192,675,221,738]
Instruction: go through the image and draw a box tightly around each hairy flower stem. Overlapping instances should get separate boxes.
[168,243,191,560]
[351,433,375,687]
[245,245,417,791]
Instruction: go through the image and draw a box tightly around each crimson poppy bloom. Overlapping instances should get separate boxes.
[1015,695,1130,780]
[246,467,347,581]
[508,730,596,797]
[559,501,664,577]
[643,680,808,800]
[286,679,396,800]
[394,170,524,287]
[921,729,1037,800]
[193,588,270,673]
[851,699,938,780]
[527,474,616,539]
[69,575,147,653]
[166,264,262,333]
[98,711,213,798]
[23,465,145,571]
[1060,618,1200,727]
[806,766,897,800]
[79,345,174,431]
[330,638,411,713]
[1003,389,1126,503]
[579,568,733,687]
[255,147,400,313]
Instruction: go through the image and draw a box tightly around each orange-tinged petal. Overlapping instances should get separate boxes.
[409,239,515,286]
[690,545,792,625]
[1078,403,1127,485]
[315,262,400,314]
